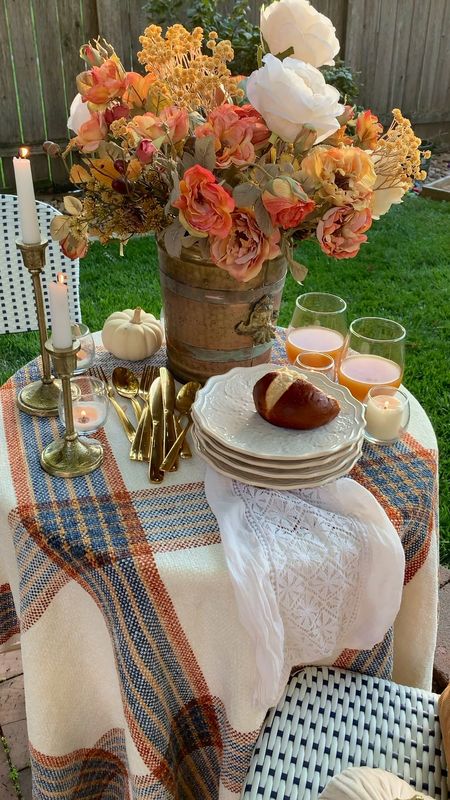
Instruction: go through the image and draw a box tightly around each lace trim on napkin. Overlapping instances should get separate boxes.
[232,483,369,678]
[204,470,404,710]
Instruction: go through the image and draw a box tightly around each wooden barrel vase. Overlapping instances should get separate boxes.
[158,243,287,384]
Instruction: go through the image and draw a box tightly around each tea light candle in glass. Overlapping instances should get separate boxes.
[72,324,95,374]
[364,385,410,444]
[295,351,335,380]
[58,376,108,436]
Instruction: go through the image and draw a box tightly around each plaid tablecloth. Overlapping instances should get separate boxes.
[0,337,439,800]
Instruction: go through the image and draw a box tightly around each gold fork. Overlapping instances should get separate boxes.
[130,366,159,461]
[139,365,157,403]
[91,365,136,443]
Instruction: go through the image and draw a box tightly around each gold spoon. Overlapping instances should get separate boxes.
[161,382,201,471]
[112,367,142,424]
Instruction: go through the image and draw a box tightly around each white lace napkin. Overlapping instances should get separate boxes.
[204,468,405,709]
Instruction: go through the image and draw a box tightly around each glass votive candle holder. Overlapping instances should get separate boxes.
[72,323,95,375]
[364,385,410,445]
[58,376,109,436]
[295,351,335,381]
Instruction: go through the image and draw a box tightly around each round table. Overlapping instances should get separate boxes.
[0,338,439,800]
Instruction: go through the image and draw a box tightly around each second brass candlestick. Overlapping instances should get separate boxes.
[16,239,60,417]
[40,339,103,478]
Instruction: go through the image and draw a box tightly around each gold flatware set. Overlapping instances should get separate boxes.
[91,364,200,482]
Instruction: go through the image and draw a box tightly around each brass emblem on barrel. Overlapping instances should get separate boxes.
[235,295,278,345]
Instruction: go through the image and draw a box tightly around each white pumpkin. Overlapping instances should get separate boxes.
[319,767,434,800]
[101,307,163,361]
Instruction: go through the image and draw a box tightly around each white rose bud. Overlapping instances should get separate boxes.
[260,0,340,68]
[67,93,91,133]
[246,54,343,144]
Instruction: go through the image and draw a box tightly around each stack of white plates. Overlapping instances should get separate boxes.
[191,364,366,489]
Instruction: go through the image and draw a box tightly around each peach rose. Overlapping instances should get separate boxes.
[356,110,383,150]
[195,105,256,169]
[210,210,281,282]
[317,206,372,259]
[300,145,376,209]
[173,165,235,239]
[74,112,108,152]
[262,176,316,229]
[77,59,126,109]
[233,104,270,148]
[128,106,188,145]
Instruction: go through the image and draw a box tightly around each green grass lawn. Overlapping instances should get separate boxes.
[1,195,449,560]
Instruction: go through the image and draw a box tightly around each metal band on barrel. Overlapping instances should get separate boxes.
[169,341,273,362]
[159,271,286,305]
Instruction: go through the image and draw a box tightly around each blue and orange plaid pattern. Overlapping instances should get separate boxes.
[0,340,438,800]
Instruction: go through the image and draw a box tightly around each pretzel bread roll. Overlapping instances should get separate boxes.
[253,368,340,430]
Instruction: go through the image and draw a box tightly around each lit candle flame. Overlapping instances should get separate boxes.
[383,401,390,410]
[56,272,67,285]
[77,410,89,424]
[18,147,29,159]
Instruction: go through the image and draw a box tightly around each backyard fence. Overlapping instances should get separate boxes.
[1,0,449,190]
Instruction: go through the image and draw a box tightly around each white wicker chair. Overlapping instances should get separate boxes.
[243,667,448,800]
[0,194,81,334]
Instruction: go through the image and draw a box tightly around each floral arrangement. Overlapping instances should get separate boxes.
[50,0,429,283]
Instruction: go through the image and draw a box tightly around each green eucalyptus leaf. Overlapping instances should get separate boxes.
[194,135,216,172]
[164,219,186,259]
[254,196,274,237]
[232,183,261,208]
[286,250,308,283]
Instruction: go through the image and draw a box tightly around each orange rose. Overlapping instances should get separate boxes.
[173,165,235,239]
[74,112,108,152]
[317,206,372,259]
[210,210,281,282]
[356,110,383,150]
[262,177,316,230]
[77,59,126,109]
[300,145,376,209]
[233,104,270,148]
[195,105,256,169]
[122,72,157,108]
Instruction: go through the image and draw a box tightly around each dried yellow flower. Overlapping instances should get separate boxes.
[137,24,238,113]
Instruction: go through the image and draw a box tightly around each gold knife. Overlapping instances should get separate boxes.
[109,394,136,443]
[149,377,164,483]
[129,403,152,461]
[160,367,178,471]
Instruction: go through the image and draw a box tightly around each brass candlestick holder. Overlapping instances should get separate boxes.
[40,339,104,478]
[16,239,60,416]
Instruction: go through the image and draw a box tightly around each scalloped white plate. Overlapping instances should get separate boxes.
[192,364,365,461]
[192,429,363,490]
[194,424,363,477]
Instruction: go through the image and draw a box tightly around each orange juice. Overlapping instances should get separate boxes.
[286,326,345,363]
[338,354,402,401]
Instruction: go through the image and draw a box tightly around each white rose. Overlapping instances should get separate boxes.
[67,93,91,133]
[246,54,343,144]
[260,0,340,68]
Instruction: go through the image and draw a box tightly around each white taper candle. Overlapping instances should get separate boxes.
[49,273,73,349]
[12,148,41,244]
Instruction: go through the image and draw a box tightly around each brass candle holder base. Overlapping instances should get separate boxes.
[40,434,104,479]
[40,340,104,478]
[17,380,60,417]
[16,239,59,417]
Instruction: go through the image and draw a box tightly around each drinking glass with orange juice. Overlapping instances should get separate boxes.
[338,317,405,402]
[285,293,347,367]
